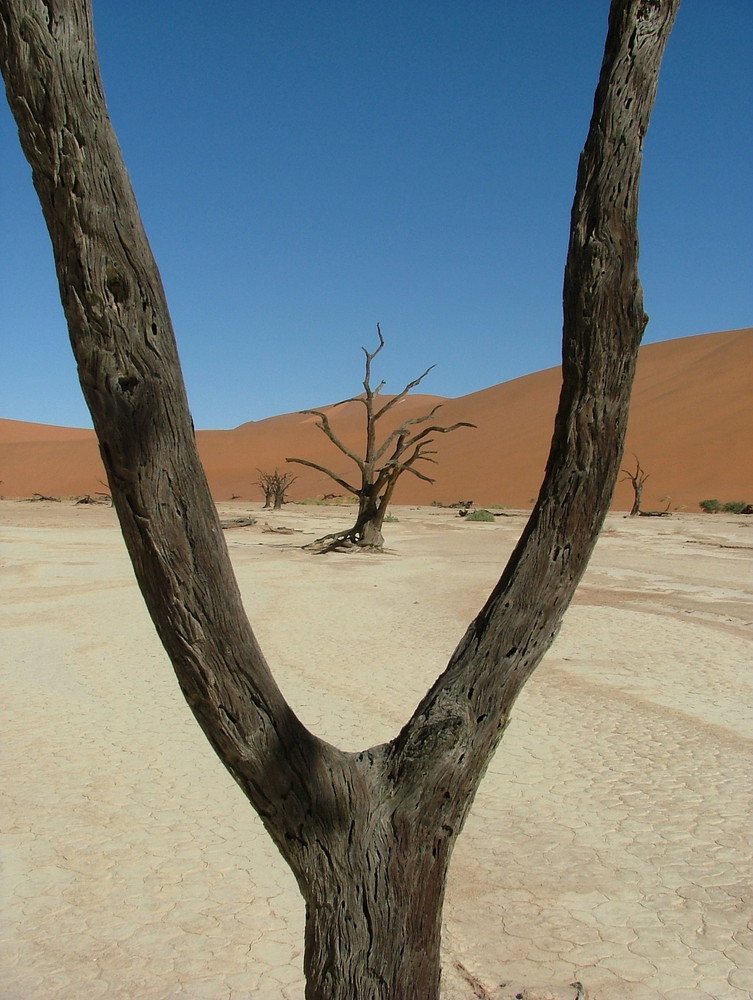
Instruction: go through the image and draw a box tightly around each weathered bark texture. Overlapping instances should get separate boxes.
[0,1,679,997]
[288,326,475,551]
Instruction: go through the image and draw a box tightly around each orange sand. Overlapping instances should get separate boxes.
[1,329,750,511]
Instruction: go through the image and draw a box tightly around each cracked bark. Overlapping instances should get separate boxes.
[0,1,679,997]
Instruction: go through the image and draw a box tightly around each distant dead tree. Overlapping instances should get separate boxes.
[621,454,649,515]
[0,0,679,996]
[287,326,475,550]
[256,468,297,510]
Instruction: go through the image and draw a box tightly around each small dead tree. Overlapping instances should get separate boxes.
[258,473,275,509]
[621,454,649,515]
[256,468,297,510]
[287,327,474,550]
[0,1,679,996]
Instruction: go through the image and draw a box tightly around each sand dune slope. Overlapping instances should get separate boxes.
[1,329,750,510]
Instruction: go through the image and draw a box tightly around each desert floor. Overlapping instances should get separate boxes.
[1,500,751,1000]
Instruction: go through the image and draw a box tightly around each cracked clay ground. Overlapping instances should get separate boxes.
[1,501,751,999]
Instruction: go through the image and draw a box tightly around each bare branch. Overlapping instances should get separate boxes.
[389,0,680,795]
[255,468,298,508]
[620,454,649,515]
[373,404,445,462]
[400,465,436,483]
[374,365,437,421]
[299,409,365,472]
[621,454,649,484]
[285,457,359,497]
[384,460,436,484]
[362,324,386,397]
[400,420,476,454]
[397,448,439,469]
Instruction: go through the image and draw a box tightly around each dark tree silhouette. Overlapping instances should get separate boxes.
[256,468,297,510]
[0,1,679,996]
[287,326,474,550]
[621,454,649,515]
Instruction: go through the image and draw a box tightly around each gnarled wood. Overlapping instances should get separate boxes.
[0,1,679,996]
[288,326,475,550]
[256,468,297,509]
[621,454,650,515]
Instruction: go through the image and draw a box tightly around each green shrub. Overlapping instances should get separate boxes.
[465,508,495,523]
[384,513,399,523]
[699,499,722,513]
[722,500,748,514]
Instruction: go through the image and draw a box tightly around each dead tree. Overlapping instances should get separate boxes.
[257,471,275,509]
[256,468,297,510]
[621,454,649,515]
[288,326,475,550]
[0,1,678,996]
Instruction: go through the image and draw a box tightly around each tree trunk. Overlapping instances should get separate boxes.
[354,493,386,548]
[0,2,679,997]
[358,518,385,548]
[351,472,399,549]
[301,832,448,999]
[285,745,464,1000]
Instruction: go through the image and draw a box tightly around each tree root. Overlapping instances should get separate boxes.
[303,529,383,554]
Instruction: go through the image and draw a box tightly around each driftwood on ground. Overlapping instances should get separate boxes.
[219,517,257,530]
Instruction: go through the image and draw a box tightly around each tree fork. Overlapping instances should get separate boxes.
[0,1,680,997]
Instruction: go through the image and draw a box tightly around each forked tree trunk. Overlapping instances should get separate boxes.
[0,2,679,996]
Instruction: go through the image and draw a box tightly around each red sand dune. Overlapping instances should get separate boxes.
[1,329,750,512]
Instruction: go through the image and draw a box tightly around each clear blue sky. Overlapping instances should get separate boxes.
[1,1,751,429]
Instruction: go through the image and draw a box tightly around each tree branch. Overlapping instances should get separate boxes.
[385,461,436,484]
[372,405,444,462]
[374,365,437,422]
[401,421,476,453]
[362,324,386,398]
[0,0,679,924]
[0,0,340,874]
[621,454,648,485]
[387,0,680,802]
[285,457,359,496]
[298,409,365,473]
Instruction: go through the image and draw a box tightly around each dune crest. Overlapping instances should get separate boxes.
[1,329,750,510]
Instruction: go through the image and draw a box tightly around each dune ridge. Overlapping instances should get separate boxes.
[1,328,750,511]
